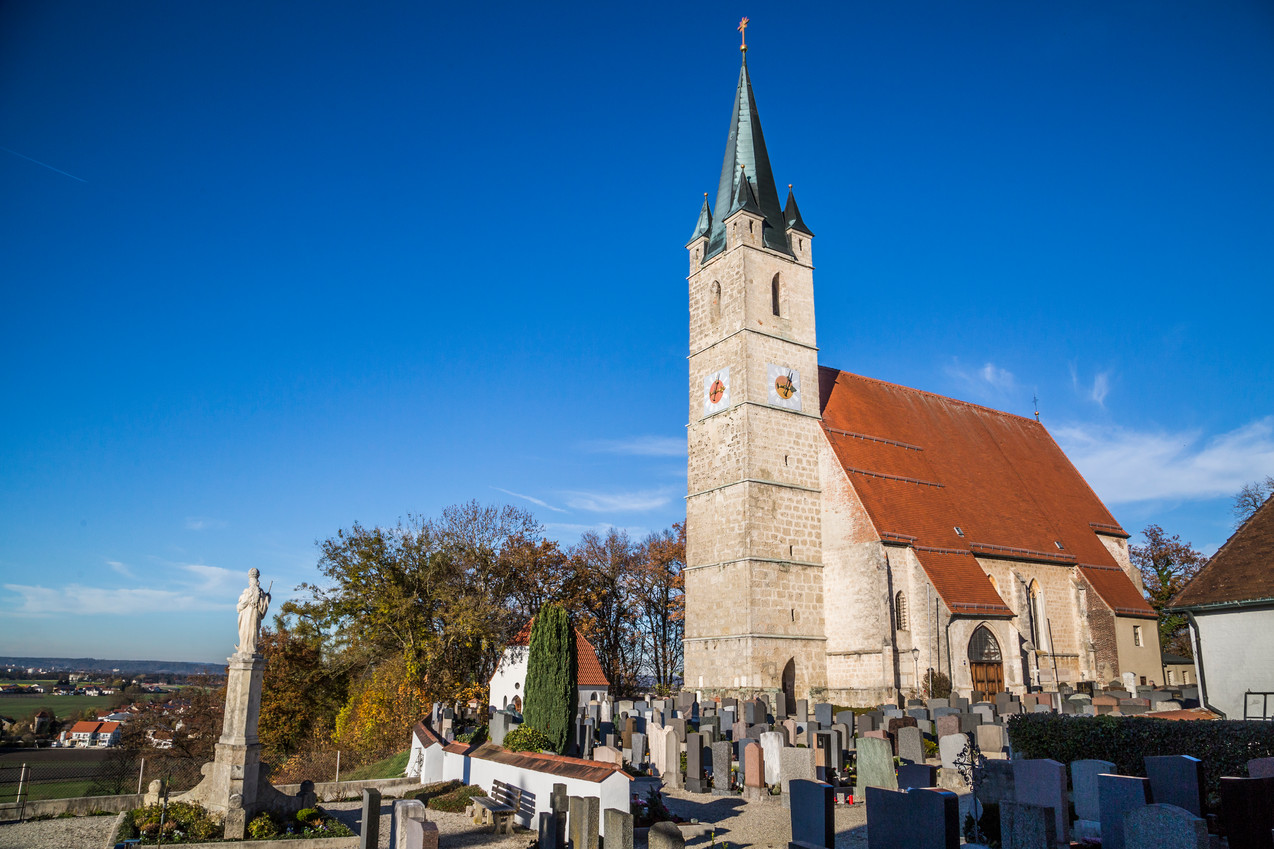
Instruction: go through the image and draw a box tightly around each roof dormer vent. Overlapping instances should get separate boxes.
[1054,541,1065,550]
[954,527,964,537]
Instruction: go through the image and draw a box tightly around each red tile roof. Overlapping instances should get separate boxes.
[412,723,630,782]
[508,620,611,688]
[1170,494,1274,610]
[69,721,100,734]
[819,368,1154,618]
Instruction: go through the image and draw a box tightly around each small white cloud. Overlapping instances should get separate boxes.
[4,583,233,617]
[1055,416,1274,504]
[1090,372,1111,406]
[491,487,568,514]
[562,489,674,513]
[583,436,685,457]
[185,517,227,531]
[979,363,1016,392]
[945,358,1017,399]
[181,564,241,592]
[105,560,134,579]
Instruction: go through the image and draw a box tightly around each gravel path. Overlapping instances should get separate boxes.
[0,813,118,849]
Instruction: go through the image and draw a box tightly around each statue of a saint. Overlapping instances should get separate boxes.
[235,568,271,656]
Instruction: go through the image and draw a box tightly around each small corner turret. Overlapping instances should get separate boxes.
[784,185,814,265]
[687,193,712,273]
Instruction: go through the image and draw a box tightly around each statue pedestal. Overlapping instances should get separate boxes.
[178,653,314,838]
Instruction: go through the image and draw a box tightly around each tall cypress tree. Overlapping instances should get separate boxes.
[522,603,578,754]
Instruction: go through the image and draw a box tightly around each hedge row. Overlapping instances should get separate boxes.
[1006,713,1274,800]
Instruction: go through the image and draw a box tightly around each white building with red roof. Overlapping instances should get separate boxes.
[489,619,610,712]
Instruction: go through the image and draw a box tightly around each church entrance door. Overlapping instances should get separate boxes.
[968,625,1005,695]
[781,658,796,715]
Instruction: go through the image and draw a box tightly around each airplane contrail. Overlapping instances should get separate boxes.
[1,146,87,183]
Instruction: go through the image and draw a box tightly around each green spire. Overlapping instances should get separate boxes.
[704,55,791,259]
[688,193,713,244]
[784,186,813,236]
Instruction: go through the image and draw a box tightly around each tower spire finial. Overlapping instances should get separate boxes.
[738,17,749,53]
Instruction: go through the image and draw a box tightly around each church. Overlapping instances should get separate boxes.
[682,40,1161,706]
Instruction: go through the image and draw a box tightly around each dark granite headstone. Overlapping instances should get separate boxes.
[897,763,938,789]
[1144,755,1205,817]
[359,788,381,849]
[865,787,960,849]
[538,812,559,849]
[1219,776,1274,849]
[686,732,708,793]
[814,703,833,727]
[1099,774,1152,849]
[789,780,834,849]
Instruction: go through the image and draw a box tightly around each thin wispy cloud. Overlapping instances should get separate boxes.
[106,560,135,579]
[583,436,685,457]
[181,564,241,593]
[562,489,674,513]
[185,516,227,531]
[4,584,233,617]
[1056,416,1274,504]
[1069,364,1113,407]
[491,487,568,514]
[944,358,1018,399]
[0,146,87,183]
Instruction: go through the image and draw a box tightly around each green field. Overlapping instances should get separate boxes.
[0,695,124,722]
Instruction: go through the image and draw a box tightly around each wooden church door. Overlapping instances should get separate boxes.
[968,625,1005,695]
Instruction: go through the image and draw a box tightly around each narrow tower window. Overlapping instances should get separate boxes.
[895,591,908,631]
[710,281,721,320]
[771,273,781,316]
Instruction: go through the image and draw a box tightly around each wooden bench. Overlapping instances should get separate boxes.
[467,780,523,834]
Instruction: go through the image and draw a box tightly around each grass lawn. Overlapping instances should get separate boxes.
[341,750,409,781]
[0,695,122,722]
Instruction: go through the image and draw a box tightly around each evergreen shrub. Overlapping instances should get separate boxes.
[502,724,554,752]
[522,603,578,755]
[1007,712,1274,801]
[425,783,487,813]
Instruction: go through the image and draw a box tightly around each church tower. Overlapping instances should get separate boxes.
[683,45,827,704]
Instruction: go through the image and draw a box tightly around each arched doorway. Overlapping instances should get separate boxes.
[968,625,1004,695]
[781,658,796,715]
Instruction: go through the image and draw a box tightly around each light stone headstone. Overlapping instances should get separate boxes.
[662,725,682,789]
[897,726,924,765]
[1123,804,1208,849]
[938,733,969,771]
[779,745,816,802]
[759,730,785,785]
[976,723,1006,756]
[854,735,898,798]
[568,796,600,849]
[648,821,684,849]
[391,799,430,849]
[631,732,647,766]
[604,809,634,849]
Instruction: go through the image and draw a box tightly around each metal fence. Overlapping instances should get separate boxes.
[1245,691,1274,721]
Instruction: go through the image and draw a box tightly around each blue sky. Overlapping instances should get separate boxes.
[2,2,1272,662]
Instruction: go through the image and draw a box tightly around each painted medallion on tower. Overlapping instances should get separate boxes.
[703,367,731,417]
[767,363,802,411]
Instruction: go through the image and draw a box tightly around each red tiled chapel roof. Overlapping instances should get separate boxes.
[508,619,611,688]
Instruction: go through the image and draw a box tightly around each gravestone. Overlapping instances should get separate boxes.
[796,699,808,721]
[814,703,834,727]
[359,788,381,849]
[1124,804,1208,849]
[926,698,949,711]
[539,813,560,849]
[975,724,1005,757]
[631,732,647,766]
[743,742,766,801]
[854,736,898,798]
[1012,759,1068,846]
[1144,755,1204,817]
[1099,775,1151,849]
[780,746,817,803]
[663,726,682,789]
[685,732,708,793]
[649,726,668,777]
[835,710,856,730]
[789,780,834,849]
[958,713,980,734]
[935,714,960,739]
[604,809,634,849]
[732,720,747,742]
[648,822,685,849]
[972,705,996,725]
[669,717,687,743]
[897,726,925,765]
[864,786,960,849]
[781,718,798,745]
[1249,757,1274,779]
[938,733,969,771]
[1070,759,1114,833]
[857,713,876,734]
[897,763,938,790]
[391,798,435,849]
[760,731,786,785]
[712,741,733,794]
[1219,776,1274,849]
[551,783,569,848]
[593,745,623,766]
[999,800,1056,849]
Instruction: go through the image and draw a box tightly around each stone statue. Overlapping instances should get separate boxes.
[235,569,271,656]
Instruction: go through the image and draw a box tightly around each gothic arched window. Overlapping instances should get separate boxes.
[771,274,781,316]
[711,281,721,320]
[895,591,908,631]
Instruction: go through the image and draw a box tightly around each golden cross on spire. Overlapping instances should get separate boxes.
[738,17,749,52]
